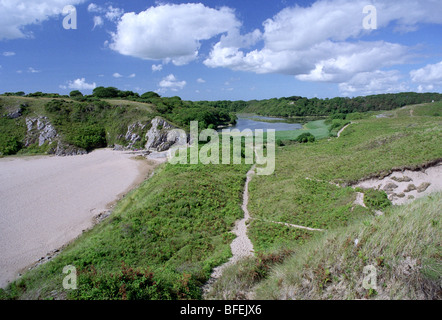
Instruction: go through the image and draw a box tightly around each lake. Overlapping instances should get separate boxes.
[221,114,303,132]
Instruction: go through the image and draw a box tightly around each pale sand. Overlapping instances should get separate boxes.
[354,164,442,206]
[0,148,164,288]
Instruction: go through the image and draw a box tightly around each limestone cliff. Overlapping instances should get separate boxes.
[145,117,188,152]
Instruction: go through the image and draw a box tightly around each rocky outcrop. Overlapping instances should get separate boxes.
[25,116,58,147]
[145,117,188,152]
[124,121,148,149]
[24,116,87,156]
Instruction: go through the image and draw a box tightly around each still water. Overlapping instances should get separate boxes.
[223,114,303,132]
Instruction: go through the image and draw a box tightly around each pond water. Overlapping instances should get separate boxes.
[221,114,303,132]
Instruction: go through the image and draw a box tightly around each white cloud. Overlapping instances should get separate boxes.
[87,3,101,13]
[197,78,206,83]
[92,16,104,29]
[152,64,163,72]
[63,78,97,90]
[128,73,136,78]
[105,6,124,21]
[158,74,186,91]
[339,70,408,96]
[3,51,15,56]
[0,0,86,40]
[203,0,442,91]
[417,84,435,93]
[113,72,123,78]
[110,3,241,65]
[410,61,442,84]
[88,3,123,29]
[28,67,40,73]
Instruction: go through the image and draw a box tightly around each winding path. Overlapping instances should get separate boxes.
[202,165,256,297]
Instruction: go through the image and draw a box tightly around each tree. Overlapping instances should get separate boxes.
[141,91,161,99]
[69,90,83,97]
[92,86,119,98]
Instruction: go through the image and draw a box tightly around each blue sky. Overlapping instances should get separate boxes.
[0,0,441,101]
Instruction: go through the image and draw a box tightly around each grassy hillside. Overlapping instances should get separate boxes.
[254,192,441,300]
[0,100,440,300]
[0,96,156,155]
[205,102,441,299]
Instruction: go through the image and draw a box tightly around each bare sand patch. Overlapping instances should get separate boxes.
[0,148,163,288]
[354,164,442,205]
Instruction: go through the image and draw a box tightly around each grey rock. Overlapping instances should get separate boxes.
[7,108,22,119]
[25,116,58,147]
[145,117,188,152]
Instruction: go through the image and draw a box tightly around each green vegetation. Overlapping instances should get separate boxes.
[1,88,440,300]
[0,92,237,156]
[204,103,441,300]
[253,192,442,300]
[242,92,442,117]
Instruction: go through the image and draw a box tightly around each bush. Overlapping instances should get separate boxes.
[65,125,106,151]
[296,132,316,143]
[363,189,391,210]
[0,135,22,155]
[92,87,120,98]
[69,90,83,98]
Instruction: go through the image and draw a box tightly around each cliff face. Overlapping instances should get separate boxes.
[5,105,186,156]
[145,117,188,152]
[24,116,87,156]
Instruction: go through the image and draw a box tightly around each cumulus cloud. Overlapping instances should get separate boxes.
[3,51,15,56]
[62,78,97,90]
[110,3,241,65]
[197,78,206,83]
[152,64,163,72]
[339,70,408,96]
[88,3,124,30]
[113,72,123,78]
[0,0,85,40]
[410,61,442,84]
[105,6,124,21]
[158,74,186,92]
[204,0,442,85]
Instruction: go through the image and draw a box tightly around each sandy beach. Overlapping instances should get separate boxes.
[0,148,162,288]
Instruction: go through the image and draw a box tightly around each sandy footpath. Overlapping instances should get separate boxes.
[0,148,161,288]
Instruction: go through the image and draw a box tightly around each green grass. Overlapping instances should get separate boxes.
[253,192,442,300]
[204,103,441,300]
[275,120,331,141]
[248,104,441,252]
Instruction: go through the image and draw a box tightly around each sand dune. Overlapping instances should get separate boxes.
[0,149,161,288]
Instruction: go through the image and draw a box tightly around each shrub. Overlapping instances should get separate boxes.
[296,132,316,143]
[0,135,22,155]
[363,189,391,210]
[65,125,106,151]
[69,90,83,98]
